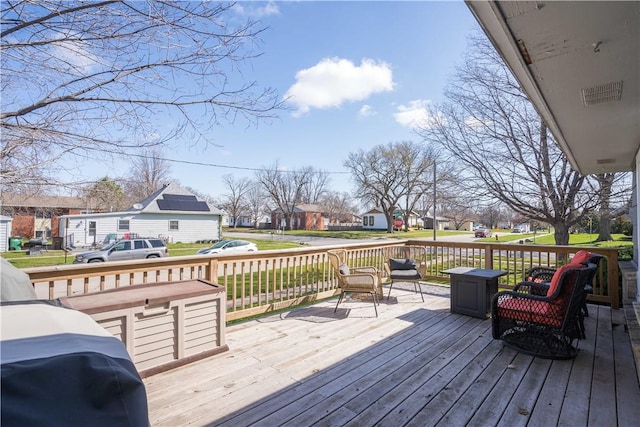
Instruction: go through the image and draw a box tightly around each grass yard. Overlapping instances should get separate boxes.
[226,227,469,240]
[2,239,303,269]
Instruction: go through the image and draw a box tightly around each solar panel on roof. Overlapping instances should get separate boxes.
[162,194,198,201]
[157,198,210,212]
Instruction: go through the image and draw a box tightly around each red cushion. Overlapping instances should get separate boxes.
[497,298,562,327]
[546,263,576,297]
[569,250,592,266]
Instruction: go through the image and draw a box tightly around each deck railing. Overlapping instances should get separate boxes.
[23,240,620,321]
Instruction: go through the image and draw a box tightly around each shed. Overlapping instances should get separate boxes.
[0,216,13,252]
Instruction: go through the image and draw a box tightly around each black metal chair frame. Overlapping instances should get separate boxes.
[492,263,597,359]
[524,253,603,338]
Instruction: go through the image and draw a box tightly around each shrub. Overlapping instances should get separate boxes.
[618,245,634,261]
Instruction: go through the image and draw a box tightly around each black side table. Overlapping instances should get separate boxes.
[442,267,507,319]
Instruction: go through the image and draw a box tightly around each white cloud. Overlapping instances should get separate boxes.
[464,116,488,128]
[393,99,442,129]
[233,1,279,18]
[358,104,376,118]
[51,40,99,73]
[284,57,394,117]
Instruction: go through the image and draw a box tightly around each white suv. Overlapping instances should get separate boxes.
[73,238,168,263]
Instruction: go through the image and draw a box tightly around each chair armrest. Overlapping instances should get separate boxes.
[416,262,427,277]
[513,280,549,296]
[491,289,557,315]
[354,266,378,274]
[355,267,382,284]
[524,266,556,280]
[383,262,391,278]
[342,272,379,291]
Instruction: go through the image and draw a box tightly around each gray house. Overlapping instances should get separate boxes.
[59,183,223,247]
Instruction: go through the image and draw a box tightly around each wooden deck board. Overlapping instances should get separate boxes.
[144,283,640,426]
[589,305,618,426]
[556,308,599,427]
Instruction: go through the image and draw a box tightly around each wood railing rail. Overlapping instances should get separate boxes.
[23,240,620,321]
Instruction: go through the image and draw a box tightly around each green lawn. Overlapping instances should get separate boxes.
[3,231,632,269]
[225,227,468,240]
[2,239,303,269]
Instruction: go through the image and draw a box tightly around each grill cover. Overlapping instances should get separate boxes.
[1,300,149,426]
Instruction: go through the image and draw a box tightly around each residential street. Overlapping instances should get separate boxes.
[223,230,550,247]
[222,230,504,247]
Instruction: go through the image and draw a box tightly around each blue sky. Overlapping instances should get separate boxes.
[75,1,479,199]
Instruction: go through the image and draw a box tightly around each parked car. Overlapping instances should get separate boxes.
[474,228,492,238]
[197,239,257,255]
[73,238,168,263]
[512,227,523,233]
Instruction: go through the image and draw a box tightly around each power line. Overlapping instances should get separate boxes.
[123,152,349,175]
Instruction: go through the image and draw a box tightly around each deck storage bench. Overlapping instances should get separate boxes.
[60,279,227,377]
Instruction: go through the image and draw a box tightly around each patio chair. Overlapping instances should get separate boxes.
[492,262,597,359]
[327,249,381,317]
[522,250,603,337]
[384,258,425,302]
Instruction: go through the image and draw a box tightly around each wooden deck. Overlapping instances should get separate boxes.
[144,283,640,426]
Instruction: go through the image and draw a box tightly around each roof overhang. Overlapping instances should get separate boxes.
[466,1,640,174]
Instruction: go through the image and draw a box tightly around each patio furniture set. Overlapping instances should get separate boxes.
[327,247,602,360]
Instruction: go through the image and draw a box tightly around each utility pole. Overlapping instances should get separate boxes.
[433,160,437,241]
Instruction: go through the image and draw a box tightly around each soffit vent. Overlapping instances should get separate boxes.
[581,81,623,106]
[597,158,616,165]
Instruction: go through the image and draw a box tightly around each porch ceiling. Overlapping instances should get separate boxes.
[466,1,640,174]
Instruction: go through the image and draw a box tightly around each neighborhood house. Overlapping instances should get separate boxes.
[59,183,223,247]
[361,208,449,230]
[271,204,327,231]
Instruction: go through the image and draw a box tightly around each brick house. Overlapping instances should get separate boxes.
[271,204,327,231]
[0,194,87,239]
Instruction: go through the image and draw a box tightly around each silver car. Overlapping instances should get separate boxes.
[197,239,257,255]
[73,238,168,263]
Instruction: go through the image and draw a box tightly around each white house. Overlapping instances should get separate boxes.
[228,215,271,229]
[422,216,452,231]
[361,207,421,230]
[59,183,224,247]
[361,208,387,230]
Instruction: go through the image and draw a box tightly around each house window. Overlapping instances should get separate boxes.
[118,219,130,231]
[89,221,96,236]
[369,216,374,226]
[169,220,179,231]
[364,216,368,226]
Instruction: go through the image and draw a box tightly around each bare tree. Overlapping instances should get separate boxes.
[245,181,270,228]
[395,142,439,231]
[319,191,359,224]
[183,186,215,204]
[345,141,437,233]
[418,33,597,245]
[122,149,172,202]
[256,163,311,230]
[439,193,476,230]
[590,173,632,241]
[1,1,282,191]
[219,174,251,229]
[300,168,330,204]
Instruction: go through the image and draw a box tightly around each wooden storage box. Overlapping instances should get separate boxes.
[60,279,227,377]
